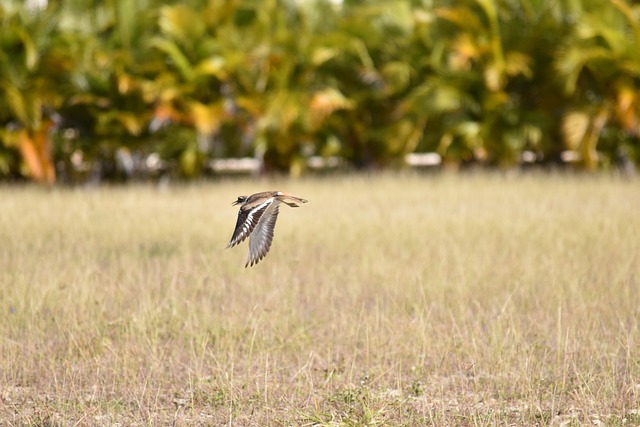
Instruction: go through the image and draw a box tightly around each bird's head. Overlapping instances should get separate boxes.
[232,195,248,206]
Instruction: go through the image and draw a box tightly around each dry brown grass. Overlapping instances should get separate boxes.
[1,172,639,426]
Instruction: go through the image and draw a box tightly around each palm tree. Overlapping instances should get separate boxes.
[53,0,161,181]
[402,0,557,168]
[556,0,640,169]
[145,2,248,177]
[0,2,74,183]
[308,1,416,168]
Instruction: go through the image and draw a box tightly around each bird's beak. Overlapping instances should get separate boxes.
[232,200,240,206]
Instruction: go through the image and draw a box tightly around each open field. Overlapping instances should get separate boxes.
[1,173,639,426]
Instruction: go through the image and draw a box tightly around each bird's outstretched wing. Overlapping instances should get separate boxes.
[246,202,280,267]
[227,199,272,248]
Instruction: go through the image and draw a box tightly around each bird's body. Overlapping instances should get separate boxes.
[227,191,308,267]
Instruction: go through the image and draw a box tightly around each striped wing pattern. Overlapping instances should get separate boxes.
[227,191,307,267]
[246,202,280,267]
[227,199,273,248]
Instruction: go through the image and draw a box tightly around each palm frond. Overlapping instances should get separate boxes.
[149,37,194,82]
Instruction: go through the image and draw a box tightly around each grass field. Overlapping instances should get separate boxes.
[1,173,639,426]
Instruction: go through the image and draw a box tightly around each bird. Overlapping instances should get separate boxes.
[227,191,308,267]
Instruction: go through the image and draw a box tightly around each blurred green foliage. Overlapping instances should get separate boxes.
[0,0,639,182]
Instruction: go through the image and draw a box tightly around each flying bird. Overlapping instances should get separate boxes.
[227,191,308,267]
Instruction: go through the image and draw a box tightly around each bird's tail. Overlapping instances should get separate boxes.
[279,193,308,207]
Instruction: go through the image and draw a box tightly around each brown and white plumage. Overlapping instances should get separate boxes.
[227,191,308,267]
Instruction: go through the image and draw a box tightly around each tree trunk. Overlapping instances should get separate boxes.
[17,125,56,184]
[581,108,609,171]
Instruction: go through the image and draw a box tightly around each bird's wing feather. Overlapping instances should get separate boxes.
[227,199,272,248]
[246,202,280,267]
